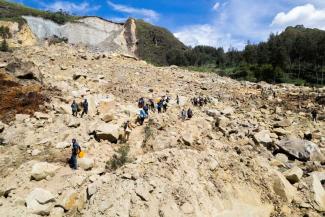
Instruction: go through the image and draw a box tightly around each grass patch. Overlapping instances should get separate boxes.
[106,145,131,171]
[135,19,187,66]
[0,0,78,25]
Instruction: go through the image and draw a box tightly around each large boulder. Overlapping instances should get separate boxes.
[283,166,303,184]
[55,141,70,149]
[215,116,230,128]
[58,189,86,211]
[31,162,60,181]
[6,60,41,81]
[34,112,50,120]
[93,123,120,143]
[25,188,55,215]
[78,158,94,170]
[221,106,234,116]
[101,113,115,123]
[277,139,325,162]
[273,128,290,136]
[254,130,272,146]
[306,173,325,211]
[205,109,220,118]
[274,119,292,128]
[272,171,298,203]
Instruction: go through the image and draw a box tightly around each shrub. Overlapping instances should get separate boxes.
[143,119,154,145]
[106,145,130,170]
[0,39,9,52]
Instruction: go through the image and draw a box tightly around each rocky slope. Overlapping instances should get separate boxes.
[22,16,136,55]
[0,43,324,217]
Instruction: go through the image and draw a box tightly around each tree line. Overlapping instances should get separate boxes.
[167,25,325,86]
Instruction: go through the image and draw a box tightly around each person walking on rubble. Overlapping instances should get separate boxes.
[311,109,318,123]
[181,108,187,120]
[70,139,81,170]
[123,120,133,141]
[71,100,78,117]
[187,108,193,119]
[137,108,147,125]
[81,99,88,118]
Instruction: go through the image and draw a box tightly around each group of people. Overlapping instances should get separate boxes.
[191,96,210,107]
[181,108,193,120]
[71,99,88,118]
[136,96,171,125]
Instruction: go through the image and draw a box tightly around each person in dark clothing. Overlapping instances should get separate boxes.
[181,109,187,120]
[81,99,88,118]
[71,100,78,117]
[176,95,180,105]
[143,104,149,116]
[157,100,163,113]
[187,108,193,119]
[70,139,81,170]
[162,100,168,112]
[137,109,147,125]
[312,109,318,123]
[138,98,144,108]
[149,99,155,112]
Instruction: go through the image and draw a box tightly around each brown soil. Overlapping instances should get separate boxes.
[0,72,49,123]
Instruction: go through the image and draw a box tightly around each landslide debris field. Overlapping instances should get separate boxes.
[0,44,324,217]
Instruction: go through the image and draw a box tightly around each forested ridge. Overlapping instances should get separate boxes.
[166,25,325,86]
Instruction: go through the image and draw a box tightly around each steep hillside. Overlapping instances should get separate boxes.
[135,19,187,65]
[0,1,188,63]
[0,42,324,217]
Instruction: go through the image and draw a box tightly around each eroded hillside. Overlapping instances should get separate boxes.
[0,43,324,217]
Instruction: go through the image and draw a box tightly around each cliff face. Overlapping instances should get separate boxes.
[0,20,36,47]
[22,16,136,55]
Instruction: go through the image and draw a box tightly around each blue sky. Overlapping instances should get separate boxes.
[11,0,325,50]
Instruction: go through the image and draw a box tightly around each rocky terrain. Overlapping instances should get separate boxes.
[0,16,137,55]
[0,42,324,217]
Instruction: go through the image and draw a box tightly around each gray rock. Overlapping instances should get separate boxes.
[87,183,98,198]
[275,153,288,164]
[93,123,120,143]
[277,139,325,162]
[254,130,272,146]
[31,149,41,156]
[78,158,94,170]
[55,142,70,149]
[272,171,298,203]
[274,119,292,128]
[306,173,325,211]
[273,128,290,136]
[6,60,41,81]
[221,106,234,116]
[31,162,59,181]
[34,112,50,120]
[25,188,55,215]
[205,109,220,118]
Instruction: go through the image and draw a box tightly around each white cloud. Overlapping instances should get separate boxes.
[174,24,245,50]
[45,1,100,14]
[272,4,325,29]
[107,1,159,22]
[212,2,220,11]
[174,0,283,50]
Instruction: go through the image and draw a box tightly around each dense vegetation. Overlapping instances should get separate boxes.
[166,26,325,86]
[0,0,77,25]
[0,25,10,51]
[135,19,187,66]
